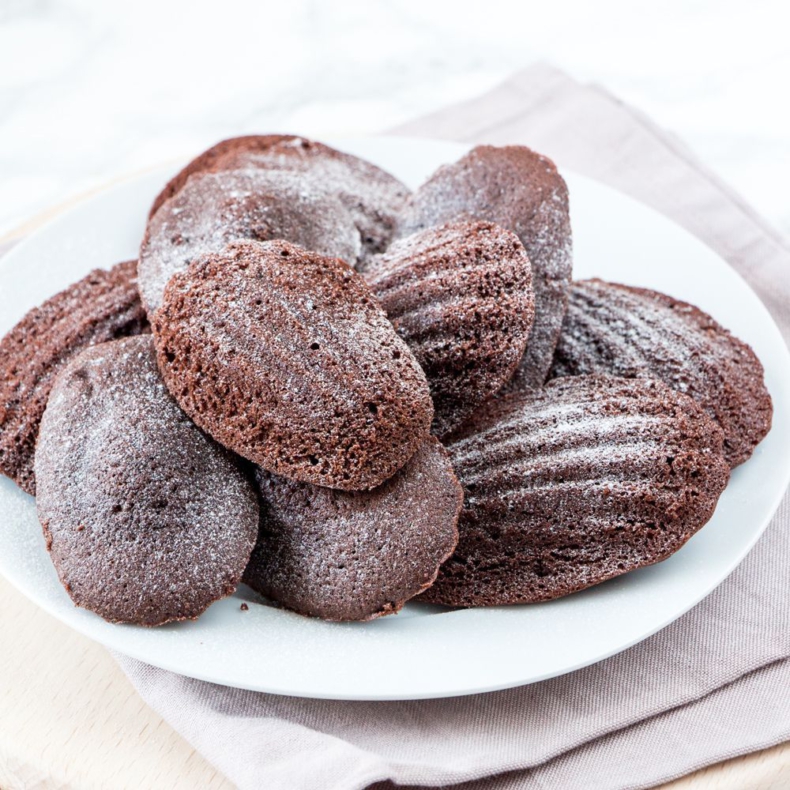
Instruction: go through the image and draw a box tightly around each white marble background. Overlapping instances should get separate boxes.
[0,0,788,239]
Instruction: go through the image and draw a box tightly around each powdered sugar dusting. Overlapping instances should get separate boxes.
[551,279,773,466]
[424,374,731,607]
[0,260,148,494]
[152,239,434,490]
[34,335,258,626]
[245,437,462,621]
[364,220,535,437]
[138,167,362,313]
[448,376,719,499]
[398,145,572,389]
[223,136,411,259]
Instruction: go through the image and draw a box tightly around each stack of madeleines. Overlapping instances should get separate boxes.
[0,136,773,625]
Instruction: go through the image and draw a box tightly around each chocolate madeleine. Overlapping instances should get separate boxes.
[423,375,730,606]
[149,134,410,261]
[152,240,434,490]
[0,260,148,495]
[35,336,258,626]
[550,279,772,466]
[244,438,462,621]
[399,145,572,389]
[365,221,534,437]
[138,167,361,313]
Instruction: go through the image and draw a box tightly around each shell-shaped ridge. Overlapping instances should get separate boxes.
[0,260,148,495]
[551,279,773,467]
[365,221,535,437]
[422,375,730,607]
[152,239,434,491]
[399,145,573,389]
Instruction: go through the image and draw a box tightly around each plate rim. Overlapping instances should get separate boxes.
[0,134,788,700]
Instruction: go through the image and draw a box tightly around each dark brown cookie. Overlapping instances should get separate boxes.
[149,134,295,216]
[550,279,773,467]
[399,145,572,390]
[364,221,535,438]
[138,167,361,313]
[149,134,411,260]
[35,336,259,626]
[0,260,148,495]
[152,239,434,491]
[243,438,462,621]
[422,375,730,607]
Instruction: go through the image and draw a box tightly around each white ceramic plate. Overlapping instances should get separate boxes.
[1,137,788,701]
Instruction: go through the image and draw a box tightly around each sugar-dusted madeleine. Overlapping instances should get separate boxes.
[138,167,361,314]
[0,260,148,495]
[364,220,534,437]
[152,240,434,490]
[35,336,258,626]
[422,375,730,607]
[148,134,410,261]
[244,437,462,621]
[399,145,572,389]
[550,279,773,467]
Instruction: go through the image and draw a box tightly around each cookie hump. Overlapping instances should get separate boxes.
[152,239,434,490]
[399,145,572,389]
[148,134,411,261]
[34,336,259,626]
[244,438,462,621]
[550,279,773,467]
[423,375,730,607]
[138,167,362,314]
[365,221,535,437]
[149,134,297,217]
[0,260,148,495]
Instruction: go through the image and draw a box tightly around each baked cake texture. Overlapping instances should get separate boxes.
[364,221,534,437]
[244,437,462,621]
[422,375,730,607]
[138,167,361,313]
[550,279,773,467]
[152,239,434,490]
[398,145,572,389]
[149,134,410,261]
[35,336,258,626]
[149,134,295,216]
[0,260,148,495]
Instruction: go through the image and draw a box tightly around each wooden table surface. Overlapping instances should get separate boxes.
[2,192,789,790]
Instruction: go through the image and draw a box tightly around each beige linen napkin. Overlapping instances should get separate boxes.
[15,63,790,789]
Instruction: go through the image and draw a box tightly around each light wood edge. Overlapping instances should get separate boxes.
[0,159,182,245]
[660,741,790,789]
[0,576,233,790]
